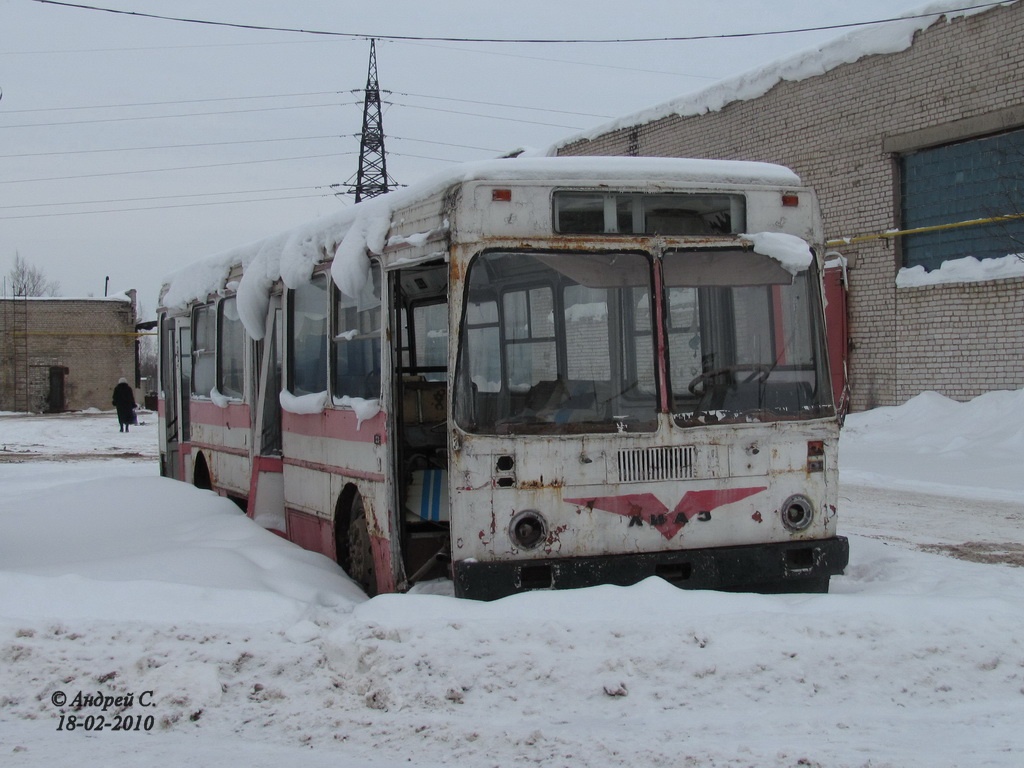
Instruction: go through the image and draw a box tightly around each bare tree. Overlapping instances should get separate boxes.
[7,253,60,297]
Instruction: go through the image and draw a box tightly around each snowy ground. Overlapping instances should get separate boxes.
[1,396,1023,767]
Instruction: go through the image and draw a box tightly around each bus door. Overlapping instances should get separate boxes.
[249,294,285,530]
[390,261,450,584]
[160,314,180,480]
[823,256,848,411]
[172,316,192,481]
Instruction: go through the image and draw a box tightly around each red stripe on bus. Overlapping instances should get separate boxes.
[190,441,249,458]
[282,408,386,443]
[281,456,386,483]
[189,399,252,429]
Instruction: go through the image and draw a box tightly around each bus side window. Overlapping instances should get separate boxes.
[412,302,448,380]
[333,265,383,400]
[192,304,216,397]
[289,275,329,396]
[218,296,245,400]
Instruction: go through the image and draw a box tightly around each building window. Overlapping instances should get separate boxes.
[900,127,1024,271]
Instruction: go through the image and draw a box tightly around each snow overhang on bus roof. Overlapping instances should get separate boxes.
[160,156,805,339]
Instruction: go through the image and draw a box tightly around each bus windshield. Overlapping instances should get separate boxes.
[665,248,833,425]
[455,250,658,434]
[456,247,833,435]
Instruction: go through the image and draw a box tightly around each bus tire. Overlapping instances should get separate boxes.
[339,493,377,597]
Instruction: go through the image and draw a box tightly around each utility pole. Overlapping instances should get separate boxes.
[353,39,394,202]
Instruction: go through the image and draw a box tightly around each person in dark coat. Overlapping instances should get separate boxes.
[112,377,136,433]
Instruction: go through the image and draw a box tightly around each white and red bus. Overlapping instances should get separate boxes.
[157,156,848,599]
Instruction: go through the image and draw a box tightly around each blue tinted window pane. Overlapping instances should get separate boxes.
[901,128,1024,271]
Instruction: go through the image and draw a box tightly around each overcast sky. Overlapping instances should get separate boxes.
[1,0,970,313]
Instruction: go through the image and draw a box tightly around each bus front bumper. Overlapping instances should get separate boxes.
[452,536,850,601]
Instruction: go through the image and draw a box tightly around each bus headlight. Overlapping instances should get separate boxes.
[509,510,547,549]
[780,495,814,532]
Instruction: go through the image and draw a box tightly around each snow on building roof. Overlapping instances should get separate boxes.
[553,0,1017,150]
[1,292,133,303]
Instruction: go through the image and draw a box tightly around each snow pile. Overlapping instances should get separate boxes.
[743,231,813,274]
[896,253,1024,287]
[0,470,364,624]
[840,388,1024,501]
[336,396,382,427]
[3,390,1024,765]
[209,387,231,408]
[279,389,330,415]
[276,390,380,423]
[556,0,1017,147]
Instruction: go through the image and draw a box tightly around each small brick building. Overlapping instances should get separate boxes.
[557,2,1024,410]
[0,291,138,413]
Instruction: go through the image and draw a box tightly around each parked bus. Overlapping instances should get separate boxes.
[157,156,848,600]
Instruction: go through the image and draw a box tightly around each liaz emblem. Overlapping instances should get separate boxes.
[565,487,766,539]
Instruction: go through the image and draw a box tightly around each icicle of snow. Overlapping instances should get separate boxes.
[236,242,275,341]
[279,229,322,289]
[332,222,372,299]
[742,232,813,274]
[280,390,329,415]
[210,387,230,408]
[331,211,391,299]
[364,214,391,255]
[162,248,241,309]
[337,397,381,429]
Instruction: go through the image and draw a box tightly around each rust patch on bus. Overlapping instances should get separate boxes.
[543,523,569,554]
[518,477,563,490]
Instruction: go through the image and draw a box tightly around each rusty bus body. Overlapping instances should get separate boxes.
[157,157,848,599]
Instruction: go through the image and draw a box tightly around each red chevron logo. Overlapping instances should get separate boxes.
[564,487,767,540]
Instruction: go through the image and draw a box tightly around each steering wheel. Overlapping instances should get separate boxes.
[688,367,731,396]
[687,364,771,396]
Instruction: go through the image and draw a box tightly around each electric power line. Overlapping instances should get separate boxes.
[0,152,358,185]
[393,39,719,80]
[0,87,607,134]
[0,90,347,114]
[387,100,586,130]
[0,133,499,160]
[391,90,614,120]
[0,102,361,130]
[0,191,337,221]
[30,1,1011,44]
[0,135,342,159]
[0,184,331,210]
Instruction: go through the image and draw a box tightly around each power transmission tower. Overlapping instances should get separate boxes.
[353,39,394,202]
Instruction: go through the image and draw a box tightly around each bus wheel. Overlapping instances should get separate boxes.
[345,495,377,597]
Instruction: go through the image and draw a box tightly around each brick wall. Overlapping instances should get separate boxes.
[896,276,1024,402]
[0,293,137,412]
[559,4,1024,409]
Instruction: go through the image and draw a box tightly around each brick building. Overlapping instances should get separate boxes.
[557,2,1024,410]
[0,291,138,413]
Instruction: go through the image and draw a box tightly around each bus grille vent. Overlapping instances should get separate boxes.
[617,446,696,483]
